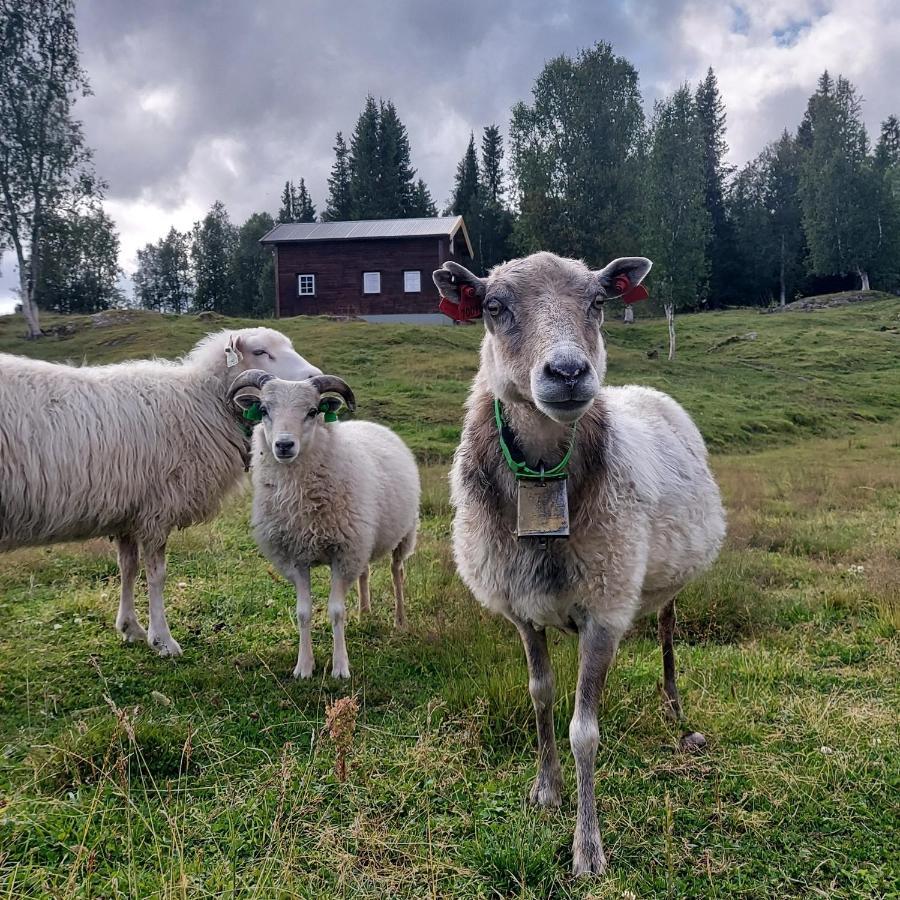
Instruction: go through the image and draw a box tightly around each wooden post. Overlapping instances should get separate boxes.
[664,304,676,361]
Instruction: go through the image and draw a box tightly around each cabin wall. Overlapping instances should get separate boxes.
[274,236,456,317]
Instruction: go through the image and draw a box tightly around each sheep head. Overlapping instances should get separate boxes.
[228,371,355,464]
[220,327,322,382]
[434,253,651,424]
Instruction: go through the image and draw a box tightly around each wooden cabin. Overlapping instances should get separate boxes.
[259,216,474,318]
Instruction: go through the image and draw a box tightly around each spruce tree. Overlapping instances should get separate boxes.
[765,132,805,305]
[349,96,381,219]
[450,133,480,219]
[479,125,512,271]
[277,181,295,223]
[295,178,316,222]
[695,68,736,305]
[410,179,437,216]
[872,116,900,289]
[481,124,505,205]
[377,100,417,216]
[798,73,878,289]
[323,132,353,221]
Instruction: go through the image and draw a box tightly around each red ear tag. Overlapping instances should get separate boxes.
[614,274,648,304]
[622,284,649,304]
[439,283,483,321]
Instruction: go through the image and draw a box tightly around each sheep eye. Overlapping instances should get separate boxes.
[252,349,271,358]
[485,299,502,317]
[258,405,269,417]
[592,295,605,311]
[306,407,319,419]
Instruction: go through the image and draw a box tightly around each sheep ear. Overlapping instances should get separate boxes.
[595,257,652,299]
[231,387,260,411]
[432,261,486,302]
[225,334,244,368]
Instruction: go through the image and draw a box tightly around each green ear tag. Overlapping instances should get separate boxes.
[319,400,339,423]
[243,402,263,424]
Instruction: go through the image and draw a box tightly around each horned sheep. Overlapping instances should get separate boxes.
[434,252,726,877]
[0,328,321,657]
[228,369,420,680]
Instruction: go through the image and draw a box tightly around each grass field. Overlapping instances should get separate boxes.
[0,297,898,898]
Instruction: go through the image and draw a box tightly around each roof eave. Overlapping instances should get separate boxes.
[450,216,475,259]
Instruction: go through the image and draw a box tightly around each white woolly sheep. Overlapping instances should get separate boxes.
[0,328,321,657]
[228,370,420,679]
[434,252,726,877]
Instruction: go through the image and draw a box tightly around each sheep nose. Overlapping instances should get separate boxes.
[544,354,587,386]
[274,439,295,454]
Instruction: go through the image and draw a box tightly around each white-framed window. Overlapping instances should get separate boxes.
[363,271,381,294]
[298,274,316,296]
[403,270,422,293]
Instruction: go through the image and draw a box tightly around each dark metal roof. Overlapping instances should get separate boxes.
[259,215,473,256]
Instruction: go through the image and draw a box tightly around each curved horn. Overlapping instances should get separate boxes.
[309,374,356,412]
[227,368,275,403]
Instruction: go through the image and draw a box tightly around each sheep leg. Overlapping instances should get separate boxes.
[513,618,562,808]
[144,542,182,658]
[658,598,682,721]
[658,598,707,752]
[328,573,351,679]
[390,546,407,629]
[114,537,146,643]
[289,565,314,679]
[570,618,619,877]
[358,566,371,617]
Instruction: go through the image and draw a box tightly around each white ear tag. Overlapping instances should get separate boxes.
[225,345,242,368]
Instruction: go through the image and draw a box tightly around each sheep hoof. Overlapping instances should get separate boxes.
[150,633,183,658]
[529,772,563,808]
[679,731,707,752]
[331,662,350,680]
[292,662,314,679]
[117,619,147,644]
[571,832,607,877]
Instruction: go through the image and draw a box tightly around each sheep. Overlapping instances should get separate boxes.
[433,252,726,877]
[227,369,420,680]
[0,327,321,658]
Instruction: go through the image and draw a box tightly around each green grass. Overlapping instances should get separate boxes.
[0,302,898,897]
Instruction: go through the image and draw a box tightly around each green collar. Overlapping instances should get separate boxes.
[494,397,576,480]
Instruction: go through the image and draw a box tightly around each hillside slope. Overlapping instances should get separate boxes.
[2,297,898,459]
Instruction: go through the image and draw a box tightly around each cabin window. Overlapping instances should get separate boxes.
[403,270,421,293]
[298,274,316,296]
[363,271,381,294]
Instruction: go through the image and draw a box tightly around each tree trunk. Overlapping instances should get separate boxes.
[623,305,634,324]
[17,258,42,338]
[779,233,786,307]
[857,268,870,291]
[664,304,676,361]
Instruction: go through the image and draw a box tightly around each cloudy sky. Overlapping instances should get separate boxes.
[2,0,899,313]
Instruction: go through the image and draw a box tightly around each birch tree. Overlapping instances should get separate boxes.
[0,0,95,336]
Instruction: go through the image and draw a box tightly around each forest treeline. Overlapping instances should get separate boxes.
[2,2,897,329]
